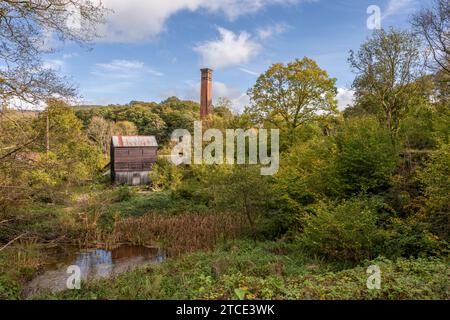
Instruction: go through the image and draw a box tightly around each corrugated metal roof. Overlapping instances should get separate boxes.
[112,136,158,147]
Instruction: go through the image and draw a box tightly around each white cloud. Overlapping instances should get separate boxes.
[43,52,77,72]
[256,23,288,40]
[214,81,250,112]
[43,59,65,71]
[194,27,261,69]
[336,88,355,111]
[98,0,302,43]
[239,67,260,76]
[382,0,417,20]
[62,53,78,59]
[92,59,163,79]
[230,94,251,112]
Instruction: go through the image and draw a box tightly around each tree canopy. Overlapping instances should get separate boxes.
[247,57,337,131]
[349,28,425,136]
[0,0,106,108]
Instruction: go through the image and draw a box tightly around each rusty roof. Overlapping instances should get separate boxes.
[112,136,158,147]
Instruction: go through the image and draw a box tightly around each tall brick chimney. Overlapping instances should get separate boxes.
[200,68,213,120]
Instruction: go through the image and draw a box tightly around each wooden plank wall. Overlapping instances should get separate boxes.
[113,146,157,172]
[115,171,151,185]
[111,146,157,185]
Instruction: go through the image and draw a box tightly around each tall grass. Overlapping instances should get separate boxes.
[114,213,245,256]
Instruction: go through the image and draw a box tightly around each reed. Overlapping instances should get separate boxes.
[113,213,245,256]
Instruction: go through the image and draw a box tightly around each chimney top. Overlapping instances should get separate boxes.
[200,68,213,119]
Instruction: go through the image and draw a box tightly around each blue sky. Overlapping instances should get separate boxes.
[45,0,431,111]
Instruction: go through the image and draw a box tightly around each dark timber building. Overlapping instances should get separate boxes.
[110,135,158,185]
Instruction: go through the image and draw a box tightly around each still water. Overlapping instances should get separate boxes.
[23,245,165,298]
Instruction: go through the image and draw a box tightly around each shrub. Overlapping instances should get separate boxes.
[419,142,450,241]
[273,136,338,232]
[149,158,182,191]
[299,197,385,263]
[334,117,399,195]
[113,185,133,202]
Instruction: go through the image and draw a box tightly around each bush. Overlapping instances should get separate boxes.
[334,117,399,195]
[149,158,182,191]
[382,217,447,258]
[273,136,338,232]
[299,197,386,263]
[113,185,134,202]
[419,142,450,241]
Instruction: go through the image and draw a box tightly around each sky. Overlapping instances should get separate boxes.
[44,0,432,112]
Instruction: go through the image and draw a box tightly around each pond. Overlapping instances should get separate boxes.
[22,245,166,298]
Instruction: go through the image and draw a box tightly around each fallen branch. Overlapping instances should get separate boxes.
[0,233,27,252]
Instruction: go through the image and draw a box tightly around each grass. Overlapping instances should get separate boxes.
[116,213,245,255]
[0,186,248,299]
[1,186,448,300]
[35,240,449,300]
[107,191,208,216]
[0,241,47,299]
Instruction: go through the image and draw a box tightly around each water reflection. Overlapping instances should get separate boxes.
[77,249,113,279]
[23,245,166,298]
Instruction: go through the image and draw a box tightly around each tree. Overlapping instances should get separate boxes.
[349,29,424,137]
[214,97,234,119]
[86,116,114,157]
[154,98,199,143]
[115,121,138,136]
[334,117,399,195]
[217,165,273,240]
[37,99,84,151]
[419,142,450,241]
[412,0,450,75]
[87,117,137,157]
[300,197,384,262]
[247,57,337,131]
[29,100,102,200]
[0,0,106,109]
[117,106,166,141]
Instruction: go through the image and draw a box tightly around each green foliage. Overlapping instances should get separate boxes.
[381,216,447,258]
[149,158,183,191]
[334,117,399,194]
[299,197,386,263]
[247,57,337,134]
[17,101,104,203]
[399,105,438,150]
[275,136,337,206]
[120,106,166,139]
[349,28,424,135]
[113,185,134,202]
[74,98,202,145]
[37,241,449,300]
[216,165,274,239]
[273,135,338,234]
[419,142,450,241]
[0,243,46,299]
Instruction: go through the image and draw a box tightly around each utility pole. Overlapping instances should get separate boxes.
[46,110,50,153]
